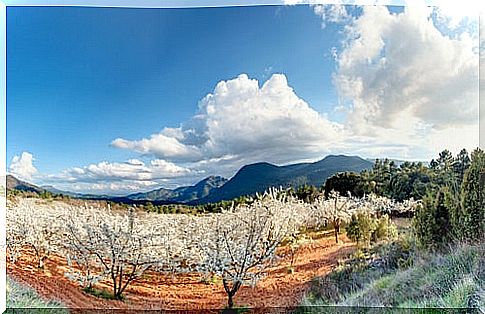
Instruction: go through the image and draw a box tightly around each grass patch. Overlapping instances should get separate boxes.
[6,276,68,313]
[82,286,123,301]
[303,239,484,311]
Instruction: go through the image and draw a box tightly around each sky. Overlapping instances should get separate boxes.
[6,2,480,195]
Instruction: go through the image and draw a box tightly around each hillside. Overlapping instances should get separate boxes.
[7,155,373,205]
[127,176,228,202]
[303,240,484,310]
[195,155,373,204]
[6,175,45,194]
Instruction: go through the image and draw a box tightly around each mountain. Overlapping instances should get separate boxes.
[6,175,45,194]
[6,155,374,205]
[42,185,82,197]
[194,155,373,204]
[127,175,228,203]
[41,185,112,199]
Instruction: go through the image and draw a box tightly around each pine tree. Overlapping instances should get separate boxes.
[459,148,485,240]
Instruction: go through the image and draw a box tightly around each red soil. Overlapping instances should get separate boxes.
[7,233,355,311]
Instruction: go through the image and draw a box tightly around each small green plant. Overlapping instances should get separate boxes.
[6,276,67,312]
[373,214,398,242]
[82,286,123,301]
[347,211,397,248]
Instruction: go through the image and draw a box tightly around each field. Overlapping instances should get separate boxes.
[7,223,354,310]
[6,170,482,312]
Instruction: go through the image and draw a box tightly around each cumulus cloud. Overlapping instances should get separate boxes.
[41,158,197,195]
[113,73,345,166]
[313,4,352,28]
[330,4,479,153]
[65,180,163,196]
[51,159,194,183]
[8,152,38,181]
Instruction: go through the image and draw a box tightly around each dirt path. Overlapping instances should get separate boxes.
[8,233,355,311]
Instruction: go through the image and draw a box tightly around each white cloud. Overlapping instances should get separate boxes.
[313,4,352,28]
[111,135,201,162]
[52,159,194,183]
[113,73,345,166]
[8,152,38,181]
[40,158,198,195]
[330,4,479,154]
[66,180,162,196]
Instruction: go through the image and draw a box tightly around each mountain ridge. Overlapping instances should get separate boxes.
[193,154,373,204]
[7,154,374,204]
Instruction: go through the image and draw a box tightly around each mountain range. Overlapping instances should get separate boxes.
[7,155,373,204]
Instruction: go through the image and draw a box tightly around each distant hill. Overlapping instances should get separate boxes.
[6,175,45,194]
[6,155,374,205]
[127,176,228,203]
[41,185,112,199]
[194,155,373,204]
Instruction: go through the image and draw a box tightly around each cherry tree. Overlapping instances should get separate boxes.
[6,198,63,268]
[63,204,165,300]
[313,191,359,243]
[195,188,304,308]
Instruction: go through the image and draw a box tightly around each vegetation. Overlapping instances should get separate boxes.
[7,146,483,310]
[413,148,484,248]
[6,276,67,312]
[324,172,368,198]
[303,240,484,309]
[345,211,396,248]
[303,147,484,311]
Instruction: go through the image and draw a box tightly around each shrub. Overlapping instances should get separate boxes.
[346,211,397,247]
[373,214,398,242]
[346,211,376,247]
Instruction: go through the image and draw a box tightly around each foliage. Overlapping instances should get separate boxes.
[458,148,485,240]
[6,276,67,312]
[413,148,484,248]
[304,238,483,310]
[346,211,377,247]
[324,172,369,198]
[373,214,398,242]
[346,211,397,247]
[413,188,452,249]
[294,184,321,203]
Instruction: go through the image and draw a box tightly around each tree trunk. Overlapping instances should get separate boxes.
[227,292,234,309]
[38,256,45,269]
[334,225,340,243]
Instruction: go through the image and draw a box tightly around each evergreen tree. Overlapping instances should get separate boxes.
[459,148,485,240]
[413,187,452,249]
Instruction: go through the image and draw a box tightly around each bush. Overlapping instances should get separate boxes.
[373,215,398,242]
[346,211,397,247]
[346,211,376,247]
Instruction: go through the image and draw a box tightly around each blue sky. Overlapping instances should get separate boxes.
[8,6,339,170]
[6,4,480,194]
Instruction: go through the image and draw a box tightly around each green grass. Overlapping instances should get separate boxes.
[302,239,484,312]
[6,276,68,313]
[82,286,123,300]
